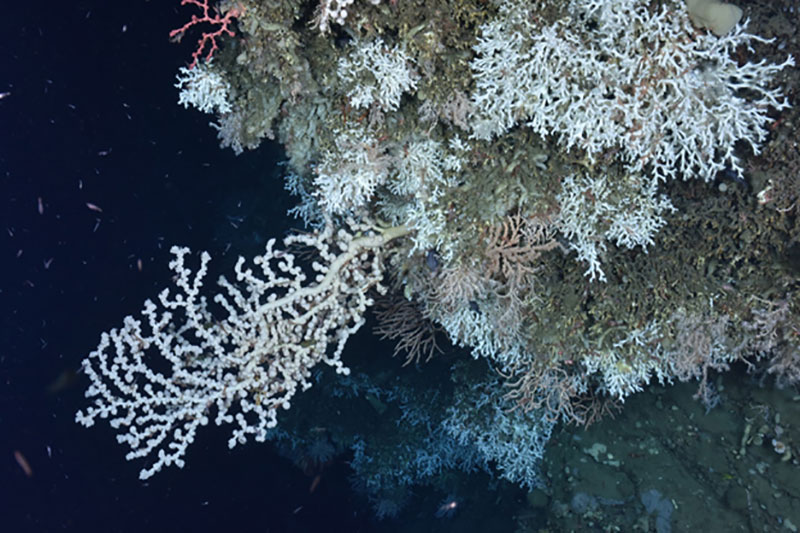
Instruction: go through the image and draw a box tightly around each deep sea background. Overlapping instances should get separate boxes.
[0,1,389,531]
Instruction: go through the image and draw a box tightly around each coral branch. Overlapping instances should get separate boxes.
[76,222,407,479]
[170,0,242,68]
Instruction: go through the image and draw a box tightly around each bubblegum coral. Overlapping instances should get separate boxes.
[75,221,408,479]
[170,0,242,68]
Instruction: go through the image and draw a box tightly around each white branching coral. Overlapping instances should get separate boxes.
[556,173,675,281]
[337,37,418,112]
[313,126,392,216]
[470,0,793,181]
[175,61,232,115]
[387,137,464,258]
[76,222,407,479]
[437,296,530,368]
[443,374,555,489]
[582,322,671,400]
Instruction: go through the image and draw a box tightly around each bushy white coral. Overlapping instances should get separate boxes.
[175,62,232,115]
[386,138,464,257]
[443,375,554,489]
[313,126,392,216]
[437,298,529,368]
[582,322,671,400]
[556,173,675,281]
[470,0,793,181]
[337,37,418,112]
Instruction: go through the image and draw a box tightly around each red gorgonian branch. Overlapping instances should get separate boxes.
[170,0,242,69]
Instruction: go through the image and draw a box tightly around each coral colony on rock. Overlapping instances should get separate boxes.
[76,0,799,526]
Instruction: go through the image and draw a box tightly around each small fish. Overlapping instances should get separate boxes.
[86,202,103,213]
[47,368,79,394]
[14,450,33,477]
[435,497,460,518]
